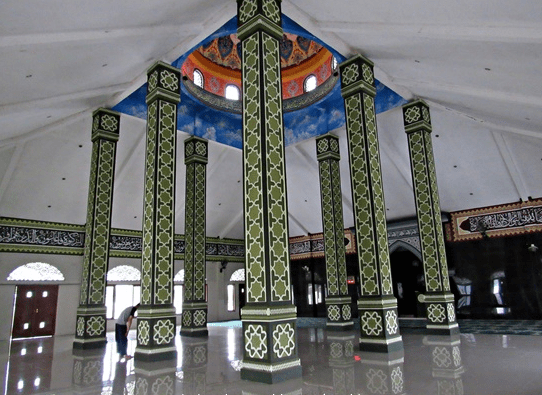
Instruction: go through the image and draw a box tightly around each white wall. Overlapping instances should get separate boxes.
[0,252,83,341]
[0,252,244,339]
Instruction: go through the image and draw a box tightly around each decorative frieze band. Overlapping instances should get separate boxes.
[0,217,244,261]
[290,229,356,261]
[0,216,443,259]
[446,198,542,241]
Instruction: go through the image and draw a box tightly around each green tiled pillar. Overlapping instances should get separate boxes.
[402,100,459,335]
[237,0,302,383]
[316,133,353,331]
[339,54,403,353]
[134,61,180,362]
[74,108,120,350]
[181,136,208,337]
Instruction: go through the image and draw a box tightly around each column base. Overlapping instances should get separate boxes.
[426,323,460,336]
[241,304,302,383]
[180,302,208,337]
[73,305,107,350]
[73,338,107,351]
[134,347,177,363]
[357,296,403,354]
[180,327,208,337]
[424,292,459,335]
[134,306,177,362]
[241,361,302,384]
[325,296,354,331]
[326,320,354,331]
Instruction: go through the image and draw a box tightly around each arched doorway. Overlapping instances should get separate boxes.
[389,243,425,317]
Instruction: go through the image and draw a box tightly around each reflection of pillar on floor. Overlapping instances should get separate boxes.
[181,339,207,395]
[327,333,356,395]
[181,136,209,337]
[72,349,106,395]
[134,363,176,395]
[339,54,403,353]
[423,335,464,395]
[237,0,301,383]
[316,134,354,331]
[402,100,459,336]
[135,61,180,362]
[357,351,406,395]
[74,109,120,350]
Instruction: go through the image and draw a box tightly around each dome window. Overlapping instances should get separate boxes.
[225,85,240,101]
[304,75,317,92]
[193,69,204,89]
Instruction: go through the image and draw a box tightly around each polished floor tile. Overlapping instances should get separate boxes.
[1,325,542,394]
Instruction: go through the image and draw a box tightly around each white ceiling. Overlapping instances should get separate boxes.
[1,0,541,239]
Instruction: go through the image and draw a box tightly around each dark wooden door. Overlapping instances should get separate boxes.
[12,285,58,338]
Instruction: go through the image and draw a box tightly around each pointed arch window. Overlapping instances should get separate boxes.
[7,262,65,282]
[304,75,317,92]
[194,69,204,89]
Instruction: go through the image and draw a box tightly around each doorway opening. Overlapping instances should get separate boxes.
[390,246,425,318]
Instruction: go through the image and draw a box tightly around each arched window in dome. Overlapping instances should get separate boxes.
[193,69,204,89]
[7,262,65,282]
[174,269,185,283]
[304,75,317,93]
[230,268,245,282]
[225,85,240,101]
[107,265,141,282]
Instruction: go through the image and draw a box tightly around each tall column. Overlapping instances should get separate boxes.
[315,133,353,331]
[181,136,208,337]
[237,0,302,383]
[135,61,180,362]
[402,100,459,335]
[74,108,120,350]
[339,54,403,353]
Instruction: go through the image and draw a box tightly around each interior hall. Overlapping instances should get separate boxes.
[1,0,542,394]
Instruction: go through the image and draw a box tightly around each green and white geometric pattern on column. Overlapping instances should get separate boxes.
[340,54,403,354]
[181,136,209,337]
[135,61,180,362]
[402,100,459,336]
[73,108,120,351]
[316,133,353,331]
[237,0,301,384]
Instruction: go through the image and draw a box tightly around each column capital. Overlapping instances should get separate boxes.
[339,54,376,98]
[146,61,181,104]
[236,0,283,40]
[316,133,341,161]
[402,99,432,134]
[91,108,120,142]
[184,136,209,165]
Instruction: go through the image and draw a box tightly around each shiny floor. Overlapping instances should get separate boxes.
[2,325,542,394]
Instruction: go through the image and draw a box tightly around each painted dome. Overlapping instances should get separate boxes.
[181,33,337,109]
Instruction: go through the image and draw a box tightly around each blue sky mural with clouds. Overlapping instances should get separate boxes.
[113,15,406,149]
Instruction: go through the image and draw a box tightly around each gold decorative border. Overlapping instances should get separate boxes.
[290,228,356,261]
[448,198,542,242]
